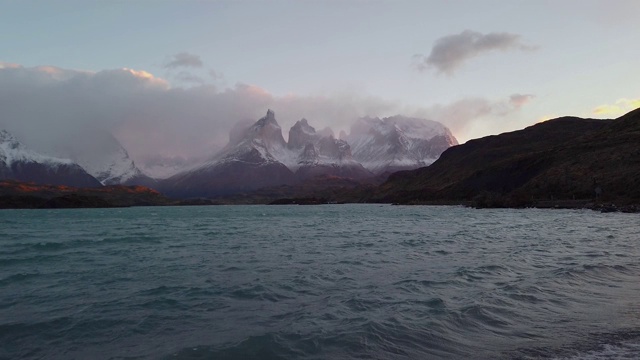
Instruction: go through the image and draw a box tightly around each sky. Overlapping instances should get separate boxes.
[1,0,639,173]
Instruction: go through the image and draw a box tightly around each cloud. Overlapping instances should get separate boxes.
[164,52,204,69]
[411,93,534,141]
[0,63,533,176]
[162,53,223,88]
[209,69,223,81]
[0,64,398,176]
[509,94,535,108]
[174,71,206,84]
[0,62,21,69]
[414,30,534,75]
[593,98,640,116]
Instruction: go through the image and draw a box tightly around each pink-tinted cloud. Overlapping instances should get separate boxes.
[411,93,534,142]
[0,62,21,69]
[0,63,534,175]
[0,64,397,175]
[510,94,535,108]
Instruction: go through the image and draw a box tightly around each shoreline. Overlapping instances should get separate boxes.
[392,199,640,213]
[2,195,638,213]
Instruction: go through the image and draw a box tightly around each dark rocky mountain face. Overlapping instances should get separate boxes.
[159,110,295,198]
[370,108,640,207]
[289,119,372,181]
[298,143,319,164]
[161,146,295,198]
[0,130,102,188]
[288,118,317,150]
[3,162,103,188]
[244,109,287,150]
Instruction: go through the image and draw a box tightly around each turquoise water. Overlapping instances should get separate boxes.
[1,205,639,359]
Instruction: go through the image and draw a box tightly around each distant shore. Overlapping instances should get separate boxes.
[390,198,640,213]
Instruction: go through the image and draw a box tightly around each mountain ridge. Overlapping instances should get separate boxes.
[50,129,156,187]
[367,108,640,207]
[346,115,458,174]
[0,129,103,188]
[160,110,454,197]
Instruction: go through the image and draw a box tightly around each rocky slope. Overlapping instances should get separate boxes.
[369,108,640,207]
[287,119,372,181]
[0,130,102,187]
[160,110,295,198]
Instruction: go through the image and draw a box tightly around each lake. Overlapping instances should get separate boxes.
[1,205,639,359]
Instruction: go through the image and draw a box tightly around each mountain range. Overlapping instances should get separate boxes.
[0,111,457,197]
[49,129,156,187]
[159,110,456,198]
[2,107,640,209]
[0,130,102,188]
[345,115,458,174]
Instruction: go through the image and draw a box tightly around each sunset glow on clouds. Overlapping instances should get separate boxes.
[0,0,639,171]
[0,62,537,171]
[593,98,640,116]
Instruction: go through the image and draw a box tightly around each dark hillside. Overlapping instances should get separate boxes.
[370,108,640,207]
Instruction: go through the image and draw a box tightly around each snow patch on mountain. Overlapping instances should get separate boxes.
[161,111,456,197]
[346,115,458,173]
[198,109,289,168]
[286,118,365,172]
[0,130,74,168]
[51,129,151,185]
[138,154,210,179]
[1,129,102,187]
[79,145,145,185]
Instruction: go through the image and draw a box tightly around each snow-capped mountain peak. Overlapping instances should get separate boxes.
[288,118,319,150]
[160,110,295,198]
[0,129,74,168]
[51,129,154,186]
[0,130,20,150]
[244,109,287,150]
[84,145,144,185]
[160,111,456,197]
[346,115,458,173]
[0,129,101,187]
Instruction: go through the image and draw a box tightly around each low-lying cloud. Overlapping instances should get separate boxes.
[414,30,534,75]
[0,63,534,176]
[412,94,533,139]
[0,64,398,168]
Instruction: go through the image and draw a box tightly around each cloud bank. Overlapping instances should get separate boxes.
[0,63,533,177]
[414,30,534,75]
[412,95,533,139]
[0,64,398,170]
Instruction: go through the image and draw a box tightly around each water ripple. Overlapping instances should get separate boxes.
[1,205,639,359]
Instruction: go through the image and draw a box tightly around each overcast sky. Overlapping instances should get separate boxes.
[1,0,639,166]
